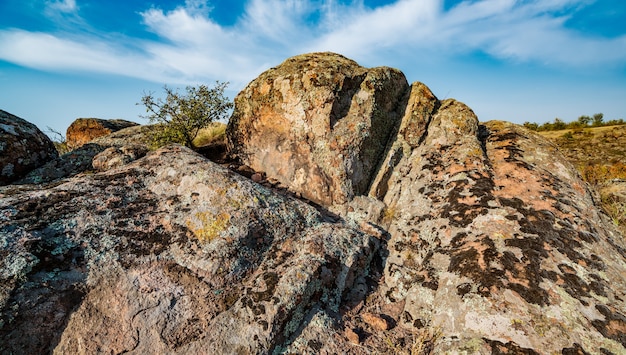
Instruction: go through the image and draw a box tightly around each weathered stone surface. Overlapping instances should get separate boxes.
[0,110,58,185]
[66,118,138,151]
[92,145,149,172]
[367,105,626,353]
[0,145,380,354]
[17,125,151,184]
[2,54,626,354]
[227,52,408,206]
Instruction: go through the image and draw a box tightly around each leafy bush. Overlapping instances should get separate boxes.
[139,82,233,149]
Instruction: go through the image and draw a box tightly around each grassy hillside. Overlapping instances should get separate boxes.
[537,125,626,234]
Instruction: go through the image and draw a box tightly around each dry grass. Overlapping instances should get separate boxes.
[537,125,626,235]
[193,122,227,147]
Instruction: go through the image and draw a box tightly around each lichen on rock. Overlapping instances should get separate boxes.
[0,110,59,185]
[2,53,626,354]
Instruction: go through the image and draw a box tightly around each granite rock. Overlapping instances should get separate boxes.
[0,110,58,185]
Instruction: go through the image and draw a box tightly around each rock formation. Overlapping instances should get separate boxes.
[66,118,138,151]
[227,52,408,206]
[2,53,626,354]
[17,125,151,184]
[0,110,58,185]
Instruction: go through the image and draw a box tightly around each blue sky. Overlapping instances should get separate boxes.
[1,0,625,135]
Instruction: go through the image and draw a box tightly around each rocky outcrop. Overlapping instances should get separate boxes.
[0,110,58,185]
[227,52,408,206]
[17,125,151,184]
[66,118,138,151]
[364,105,626,353]
[0,145,379,354]
[2,53,626,354]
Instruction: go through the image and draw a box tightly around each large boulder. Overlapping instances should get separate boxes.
[227,52,409,206]
[357,86,626,353]
[0,145,379,354]
[0,110,58,185]
[66,118,139,151]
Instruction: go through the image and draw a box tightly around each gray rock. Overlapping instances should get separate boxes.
[0,110,58,185]
[17,125,151,184]
[2,53,626,354]
[0,145,380,354]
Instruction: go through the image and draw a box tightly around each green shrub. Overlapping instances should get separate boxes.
[139,82,233,149]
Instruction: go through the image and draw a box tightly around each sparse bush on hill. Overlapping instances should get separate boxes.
[46,126,69,155]
[139,82,233,149]
[523,113,625,132]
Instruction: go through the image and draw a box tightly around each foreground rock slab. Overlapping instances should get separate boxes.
[0,110,58,185]
[0,145,379,354]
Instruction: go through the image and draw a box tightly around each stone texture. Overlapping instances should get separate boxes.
[0,110,58,185]
[227,52,408,206]
[2,54,626,354]
[365,101,626,353]
[66,118,138,151]
[92,145,149,172]
[17,125,151,184]
[0,145,380,354]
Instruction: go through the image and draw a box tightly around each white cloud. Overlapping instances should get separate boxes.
[45,0,78,13]
[0,0,624,87]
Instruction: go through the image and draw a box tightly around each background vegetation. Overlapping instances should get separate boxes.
[523,113,625,132]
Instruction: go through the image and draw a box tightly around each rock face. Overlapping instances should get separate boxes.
[17,125,151,184]
[66,118,138,151]
[0,110,58,185]
[2,53,626,354]
[1,145,379,354]
[227,52,408,206]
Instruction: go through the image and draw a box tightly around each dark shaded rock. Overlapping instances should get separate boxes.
[0,110,58,185]
[66,118,139,151]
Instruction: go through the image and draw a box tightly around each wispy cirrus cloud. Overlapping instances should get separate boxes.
[45,0,78,13]
[0,0,624,86]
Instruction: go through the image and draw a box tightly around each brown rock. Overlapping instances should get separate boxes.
[0,110,58,185]
[66,118,138,150]
[345,327,360,344]
[251,172,263,183]
[227,52,408,206]
[361,312,389,331]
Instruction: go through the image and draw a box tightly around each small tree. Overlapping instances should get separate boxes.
[577,115,591,127]
[139,82,233,148]
[592,113,604,127]
[552,118,567,130]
